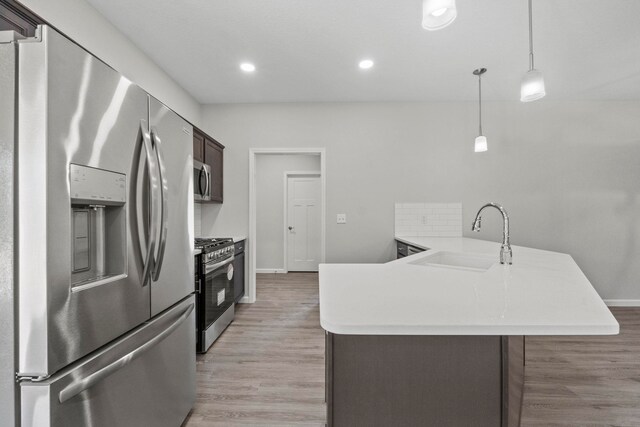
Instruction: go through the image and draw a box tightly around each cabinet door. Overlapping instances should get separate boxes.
[233,251,245,302]
[193,131,204,163]
[204,139,223,202]
[0,3,40,37]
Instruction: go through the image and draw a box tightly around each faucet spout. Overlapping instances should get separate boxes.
[471,202,512,265]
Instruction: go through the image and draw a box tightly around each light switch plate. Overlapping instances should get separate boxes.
[337,214,346,224]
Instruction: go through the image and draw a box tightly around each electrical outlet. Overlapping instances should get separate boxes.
[421,214,428,225]
[337,214,346,224]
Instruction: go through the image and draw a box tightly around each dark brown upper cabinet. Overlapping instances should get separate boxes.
[0,1,43,37]
[193,131,204,163]
[193,128,224,203]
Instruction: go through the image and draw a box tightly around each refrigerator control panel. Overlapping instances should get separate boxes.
[70,164,126,205]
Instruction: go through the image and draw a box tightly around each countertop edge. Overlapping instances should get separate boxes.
[321,317,620,336]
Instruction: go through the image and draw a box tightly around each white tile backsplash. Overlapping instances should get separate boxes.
[395,203,462,237]
[194,203,202,237]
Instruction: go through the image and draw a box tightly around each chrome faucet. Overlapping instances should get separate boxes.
[471,202,512,265]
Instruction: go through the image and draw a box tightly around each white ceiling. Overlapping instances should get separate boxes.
[86,0,640,104]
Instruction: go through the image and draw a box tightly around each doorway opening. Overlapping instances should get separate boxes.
[247,148,326,303]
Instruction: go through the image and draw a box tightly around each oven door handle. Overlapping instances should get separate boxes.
[204,256,234,275]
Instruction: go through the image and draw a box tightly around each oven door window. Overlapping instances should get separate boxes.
[204,261,234,327]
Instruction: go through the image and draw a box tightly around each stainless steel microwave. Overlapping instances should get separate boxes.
[194,159,212,202]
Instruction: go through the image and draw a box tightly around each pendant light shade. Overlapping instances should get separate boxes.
[521,0,545,102]
[422,0,457,31]
[473,68,487,153]
[520,69,546,102]
[474,136,488,153]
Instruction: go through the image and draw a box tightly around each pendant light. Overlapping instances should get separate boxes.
[473,68,488,153]
[520,0,546,102]
[422,0,457,31]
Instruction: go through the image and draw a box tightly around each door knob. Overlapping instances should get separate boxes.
[288,226,294,231]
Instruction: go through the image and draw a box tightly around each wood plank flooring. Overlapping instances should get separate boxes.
[184,273,640,426]
[521,307,640,426]
[183,273,325,426]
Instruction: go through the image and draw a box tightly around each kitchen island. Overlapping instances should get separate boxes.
[319,237,619,427]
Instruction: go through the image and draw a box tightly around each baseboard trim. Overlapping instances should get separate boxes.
[256,268,287,274]
[604,299,640,307]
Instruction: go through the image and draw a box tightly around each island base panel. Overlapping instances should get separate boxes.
[326,333,524,427]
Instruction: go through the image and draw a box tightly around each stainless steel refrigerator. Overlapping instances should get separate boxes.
[0,26,196,426]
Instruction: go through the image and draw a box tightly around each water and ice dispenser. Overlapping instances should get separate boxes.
[70,164,127,289]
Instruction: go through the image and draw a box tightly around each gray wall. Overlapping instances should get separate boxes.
[200,100,640,300]
[20,0,201,124]
[256,154,321,270]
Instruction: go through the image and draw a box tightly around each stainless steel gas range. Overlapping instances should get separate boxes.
[194,238,236,352]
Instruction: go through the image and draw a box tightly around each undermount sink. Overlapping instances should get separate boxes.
[409,251,496,272]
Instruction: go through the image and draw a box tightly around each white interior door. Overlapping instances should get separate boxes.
[286,175,321,272]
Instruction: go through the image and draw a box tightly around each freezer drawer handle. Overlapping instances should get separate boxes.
[58,302,194,404]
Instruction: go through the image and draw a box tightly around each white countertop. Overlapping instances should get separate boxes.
[319,237,619,336]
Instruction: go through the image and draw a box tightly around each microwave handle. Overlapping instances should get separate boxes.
[198,165,205,197]
[203,166,210,198]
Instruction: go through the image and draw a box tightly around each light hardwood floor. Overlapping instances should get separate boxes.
[183,273,325,426]
[521,307,640,426]
[184,273,640,426]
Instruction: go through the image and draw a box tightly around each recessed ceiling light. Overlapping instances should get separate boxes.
[240,62,256,73]
[358,59,374,70]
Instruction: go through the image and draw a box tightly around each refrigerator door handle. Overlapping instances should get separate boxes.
[139,120,159,287]
[150,127,169,281]
[58,302,194,404]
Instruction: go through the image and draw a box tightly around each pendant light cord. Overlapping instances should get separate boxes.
[478,73,483,135]
[528,0,534,70]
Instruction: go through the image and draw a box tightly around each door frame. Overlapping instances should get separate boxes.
[247,148,326,303]
[283,171,322,273]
